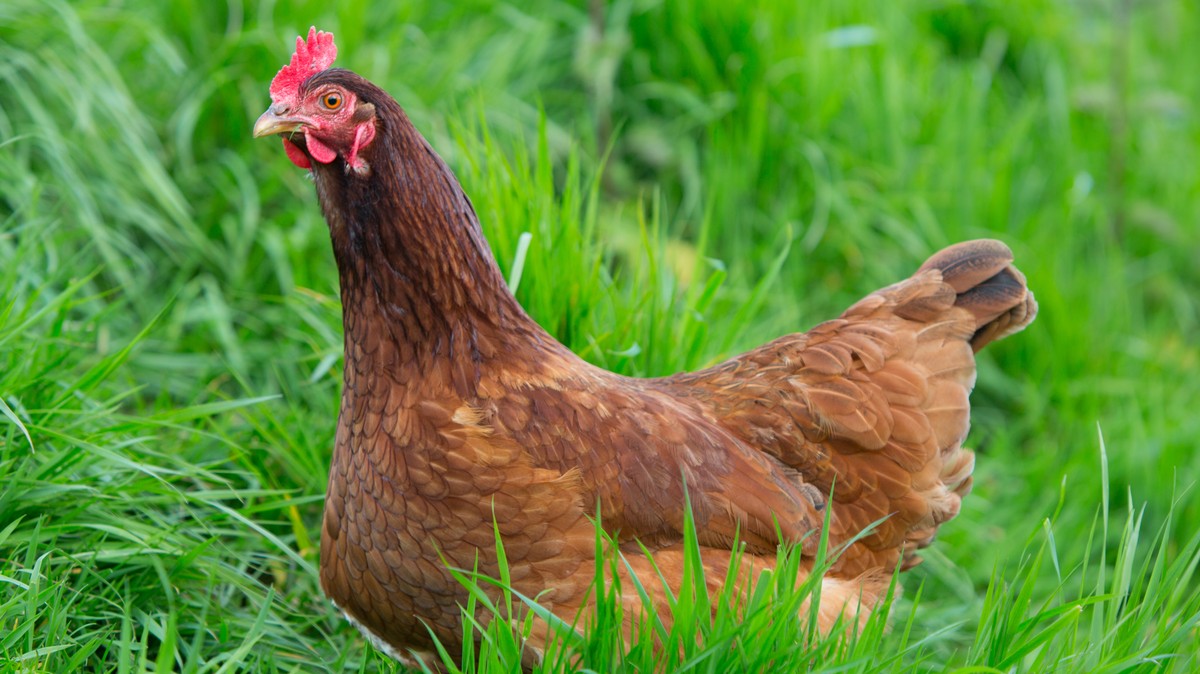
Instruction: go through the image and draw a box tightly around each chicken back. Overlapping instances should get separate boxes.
[254,28,1037,669]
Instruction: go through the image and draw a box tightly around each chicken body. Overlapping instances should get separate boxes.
[255,30,1036,669]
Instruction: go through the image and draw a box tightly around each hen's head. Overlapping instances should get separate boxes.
[253,28,377,174]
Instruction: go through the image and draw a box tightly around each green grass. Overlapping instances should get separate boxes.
[2,0,1198,671]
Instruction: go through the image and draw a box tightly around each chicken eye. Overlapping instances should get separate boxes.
[321,92,343,110]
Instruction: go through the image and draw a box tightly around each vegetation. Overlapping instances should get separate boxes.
[2,0,1198,671]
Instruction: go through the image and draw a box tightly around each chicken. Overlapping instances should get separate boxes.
[253,28,1037,668]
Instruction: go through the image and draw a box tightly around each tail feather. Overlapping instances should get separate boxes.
[918,239,1038,351]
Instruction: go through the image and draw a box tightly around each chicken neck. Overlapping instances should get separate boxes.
[309,101,558,394]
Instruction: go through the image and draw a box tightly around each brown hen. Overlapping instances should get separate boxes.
[253,28,1037,669]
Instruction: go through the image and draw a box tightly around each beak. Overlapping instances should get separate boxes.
[253,104,308,138]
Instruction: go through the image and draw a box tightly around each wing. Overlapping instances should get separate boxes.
[476,356,828,556]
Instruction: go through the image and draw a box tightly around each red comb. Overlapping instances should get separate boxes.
[269,27,337,104]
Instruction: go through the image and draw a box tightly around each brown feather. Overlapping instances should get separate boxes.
[258,64,1037,669]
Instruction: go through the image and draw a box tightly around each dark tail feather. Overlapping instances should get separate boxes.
[918,239,1038,351]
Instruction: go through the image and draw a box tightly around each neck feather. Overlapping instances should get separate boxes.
[311,98,551,392]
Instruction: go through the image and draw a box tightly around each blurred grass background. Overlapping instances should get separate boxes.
[1,0,1198,671]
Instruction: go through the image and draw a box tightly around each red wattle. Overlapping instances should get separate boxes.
[282,138,312,169]
[306,133,338,164]
[346,121,377,170]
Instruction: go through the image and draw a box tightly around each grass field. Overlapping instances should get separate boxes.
[2,0,1199,671]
